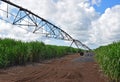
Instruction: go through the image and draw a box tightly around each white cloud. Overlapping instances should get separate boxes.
[90,0,101,5]
[1,0,99,47]
[89,5,120,48]
[0,20,40,41]
[0,0,120,49]
[0,2,8,19]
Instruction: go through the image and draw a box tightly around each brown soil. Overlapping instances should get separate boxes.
[0,54,108,82]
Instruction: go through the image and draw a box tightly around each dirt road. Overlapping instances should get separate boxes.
[0,54,108,82]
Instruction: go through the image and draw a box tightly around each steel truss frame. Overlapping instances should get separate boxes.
[0,0,91,51]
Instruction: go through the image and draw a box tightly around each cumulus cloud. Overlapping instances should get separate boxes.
[90,0,101,5]
[1,0,99,47]
[20,1,98,40]
[0,2,8,18]
[89,5,120,48]
[0,0,120,49]
[0,20,41,41]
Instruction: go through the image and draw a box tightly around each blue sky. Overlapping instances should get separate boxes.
[93,0,120,13]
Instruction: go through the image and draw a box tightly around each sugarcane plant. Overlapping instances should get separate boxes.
[95,42,120,82]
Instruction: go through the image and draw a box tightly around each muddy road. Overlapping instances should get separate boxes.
[0,54,108,82]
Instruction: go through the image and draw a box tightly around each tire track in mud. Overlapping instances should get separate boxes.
[0,54,108,82]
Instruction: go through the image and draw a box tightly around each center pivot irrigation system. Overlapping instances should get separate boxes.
[0,0,91,51]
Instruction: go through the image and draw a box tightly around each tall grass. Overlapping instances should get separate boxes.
[0,38,80,68]
[95,42,120,82]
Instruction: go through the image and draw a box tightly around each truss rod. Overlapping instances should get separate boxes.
[0,0,91,51]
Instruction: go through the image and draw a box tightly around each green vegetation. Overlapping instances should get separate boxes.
[95,42,120,82]
[0,38,80,68]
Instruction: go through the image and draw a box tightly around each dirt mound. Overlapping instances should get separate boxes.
[0,54,108,82]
